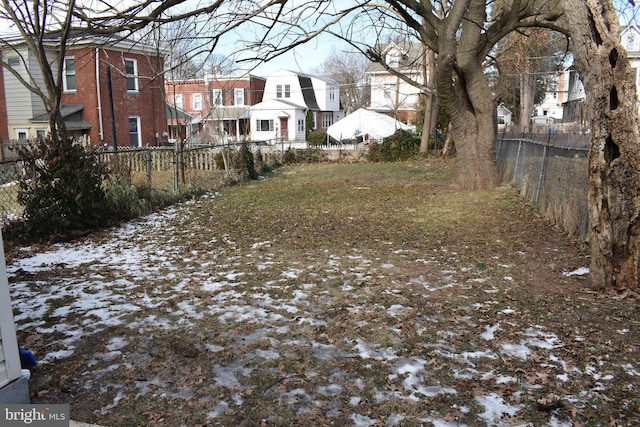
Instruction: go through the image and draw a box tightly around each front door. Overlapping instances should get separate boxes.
[279,117,288,141]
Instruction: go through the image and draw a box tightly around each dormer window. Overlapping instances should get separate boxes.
[387,51,400,67]
[626,33,636,51]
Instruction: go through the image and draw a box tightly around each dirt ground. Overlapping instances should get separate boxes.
[6,159,639,426]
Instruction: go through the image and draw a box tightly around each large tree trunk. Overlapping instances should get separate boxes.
[563,0,640,291]
[434,0,499,190]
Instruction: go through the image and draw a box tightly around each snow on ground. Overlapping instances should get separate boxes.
[6,198,638,425]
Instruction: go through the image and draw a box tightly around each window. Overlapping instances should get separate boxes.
[36,129,46,140]
[256,119,274,132]
[211,89,223,106]
[626,33,636,51]
[16,129,28,140]
[63,56,76,92]
[297,119,304,132]
[276,85,282,98]
[322,112,333,128]
[129,117,141,146]
[284,84,290,98]
[174,94,183,110]
[329,87,336,101]
[124,58,138,92]
[193,93,202,110]
[312,113,317,130]
[7,57,20,68]
[234,88,245,106]
[383,83,394,100]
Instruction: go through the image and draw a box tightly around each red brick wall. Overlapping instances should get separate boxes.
[249,77,266,105]
[165,80,206,113]
[0,51,8,140]
[62,47,166,147]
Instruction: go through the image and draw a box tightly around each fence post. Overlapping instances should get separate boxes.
[146,147,152,189]
[513,139,523,182]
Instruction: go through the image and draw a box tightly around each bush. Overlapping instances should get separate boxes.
[12,138,114,238]
[367,130,420,162]
[307,131,328,147]
[104,173,151,220]
[238,142,259,180]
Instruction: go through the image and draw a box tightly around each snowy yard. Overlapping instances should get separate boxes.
[7,160,639,426]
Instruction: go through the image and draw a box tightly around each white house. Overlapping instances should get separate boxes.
[366,42,425,125]
[250,69,342,142]
[534,70,570,121]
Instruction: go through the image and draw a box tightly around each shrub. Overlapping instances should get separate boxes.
[367,130,420,162]
[14,138,114,238]
[238,142,259,180]
[104,173,151,220]
[307,131,328,147]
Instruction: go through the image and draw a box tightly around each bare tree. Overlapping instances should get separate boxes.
[316,49,370,115]
[492,28,568,131]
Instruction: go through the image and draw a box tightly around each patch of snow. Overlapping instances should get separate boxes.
[500,343,531,360]
[481,323,501,340]
[350,413,378,426]
[207,401,230,418]
[255,349,280,360]
[475,393,524,426]
[563,267,589,276]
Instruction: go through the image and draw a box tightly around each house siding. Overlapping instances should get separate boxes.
[0,52,8,140]
[1,47,48,138]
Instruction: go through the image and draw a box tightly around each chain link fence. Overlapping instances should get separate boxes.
[495,131,591,241]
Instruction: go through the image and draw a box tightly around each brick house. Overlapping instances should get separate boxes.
[0,34,166,147]
[165,72,266,144]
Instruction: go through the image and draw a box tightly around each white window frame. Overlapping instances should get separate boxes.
[234,88,245,106]
[15,129,28,140]
[329,87,335,101]
[211,89,223,106]
[129,116,141,147]
[174,94,183,110]
[256,119,274,132]
[193,93,202,111]
[322,112,333,128]
[7,57,20,68]
[383,83,394,100]
[63,56,76,92]
[284,84,290,98]
[297,119,304,132]
[124,58,139,92]
[276,85,282,98]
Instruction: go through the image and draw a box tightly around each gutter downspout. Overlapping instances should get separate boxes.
[95,48,104,142]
